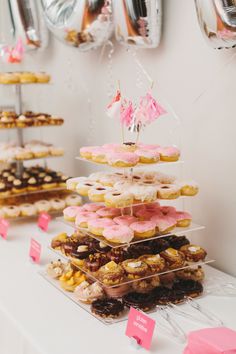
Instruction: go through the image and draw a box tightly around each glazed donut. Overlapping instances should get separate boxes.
[63,206,83,222]
[135,149,160,164]
[103,225,134,244]
[50,198,66,211]
[66,177,87,191]
[87,217,115,236]
[96,207,121,219]
[88,185,113,202]
[177,180,199,196]
[155,172,176,184]
[75,211,98,229]
[76,180,99,197]
[157,184,181,199]
[104,190,134,208]
[65,194,82,206]
[157,146,180,162]
[20,203,37,217]
[106,151,139,168]
[130,221,156,239]
[130,184,157,203]
[3,205,20,218]
[35,200,51,213]
[88,172,107,182]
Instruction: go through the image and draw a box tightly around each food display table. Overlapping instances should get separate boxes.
[0,220,236,354]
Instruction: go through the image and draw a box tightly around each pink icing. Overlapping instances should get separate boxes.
[174,211,192,222]
[75,211,99,227]
[151,215,176,232]
[106,151,139,165]
[63,206,84,218]
[135,209,159,220]
[96,207,121,218]
[80,146,100,154]
[130,221,156,233]
[135,149,160,159]
[103,225,134,243]
[137,143,161,150]
[145,202,161,212]
[102,143,121,150]
[88,217,115,229]
[91,147,110,157]
[132,205,147,216]
[82,203,104,212]
[113,215,138,227]
[157,146,180,157]
[160,206,176,216]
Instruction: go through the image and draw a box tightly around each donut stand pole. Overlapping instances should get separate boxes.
[15,85,24,177]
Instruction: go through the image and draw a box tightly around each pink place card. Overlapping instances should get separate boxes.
[0,218,9,240]
[29,238,41,264]
[38,212,51,232]
[126,307,156,350]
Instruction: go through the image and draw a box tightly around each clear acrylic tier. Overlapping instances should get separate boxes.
[76,156,184,169]
[56,217,205,248]
[49,246,214,289]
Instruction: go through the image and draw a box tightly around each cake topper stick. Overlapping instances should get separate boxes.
[118,80,125,143]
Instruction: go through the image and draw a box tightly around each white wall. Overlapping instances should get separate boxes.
[1,0,236,276]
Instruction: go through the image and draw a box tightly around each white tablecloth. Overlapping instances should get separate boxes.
[0,220,236,354]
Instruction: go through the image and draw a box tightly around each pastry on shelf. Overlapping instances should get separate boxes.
[59,266,86,292]
[175,266,205,282]
[98,261,125,285]
[172,279,203,298]
[121,259,149,279]
[122,291,156,312]
[47,259,66,279]
[0,71,51,84]
[179,244,207,262]
[0,111,64,129]
[74,281,104,304]
[91,298,125,318]
[160,248,185,270]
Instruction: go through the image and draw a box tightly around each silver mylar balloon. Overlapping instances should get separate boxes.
[114,0,162,48]
[41,0,113,51]
[8,0,49,51]
[195,0,236,49]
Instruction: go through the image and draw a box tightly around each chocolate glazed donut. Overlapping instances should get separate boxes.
[91,298,124,318]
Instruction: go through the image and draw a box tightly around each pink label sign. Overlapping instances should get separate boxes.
[0,218,9,240]
[126,307,156,350]
[38,212,51,232]
[29,238,41,264]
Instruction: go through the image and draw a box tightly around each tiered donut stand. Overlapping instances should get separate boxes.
[0,75,69,220]
[42,142,214,325]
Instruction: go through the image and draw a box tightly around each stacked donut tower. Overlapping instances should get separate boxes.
[0,72,75,220]
[44,90,212,324]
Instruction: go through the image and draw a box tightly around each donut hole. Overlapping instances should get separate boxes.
[113,193,121,197]
[85,183,93,187]
[96,187,106,191]
[161,186,170,189]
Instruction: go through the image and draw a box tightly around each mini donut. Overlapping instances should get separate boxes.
[99,173,124,187]
[103,225,134,244]
[139,254,166,273]
[76,180,99,197]
[137,143,160,150]
[91,147,110,164]
[50,198,66,211]
[160,248,185,270]
[104,190,134,208]
[145,202,161,212]
[157,146,180,162]
[130,221,156,239]
[87,217,115,236]
[130,184,157,203]
[75,211,98,229]
[174,211,192,227]
[179,244,207,262]
[20,203,37,217]
[96,207,121,219]
[98,261,125,286]
[80,146,100,159]
[35,200,51,213]
[177,180,199,196]
[122,259,149,279]
[66,177,87,191]
[156,171,176,184]
[63,206,83,222]
[114,181,133,193]
[82,203,103,212]
[135,208,158,221]
[3,205,20,218]
[65,194,82,206]
[135,149,160,164]
[113,215,138,227]
[157,184,181,199]
[88,185,113,202]
[106,151,139,168]
[151,214,176,234]
[88,172,107,182]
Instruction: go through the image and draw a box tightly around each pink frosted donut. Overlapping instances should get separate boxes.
[157,146,180,162]
[88,217,115,236]
[91,147,110,163]
[130,221,156,238]
[113,215,138,227]
[132,204,147,217]
[160,206,176,216]
[75,211,98,228]
[137,143,161,150]
[80,146,100,159]
[145,202,161,212]
[103,225,134,244]
[135,149,160,164]
[96,207,121,219]
[63,206,84,222]
[102,143,121,150]
[106,151,139,167]
[151,214,176,234]
[135,209,159,221]
[173,211,192,227]
[82,203,104,212]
